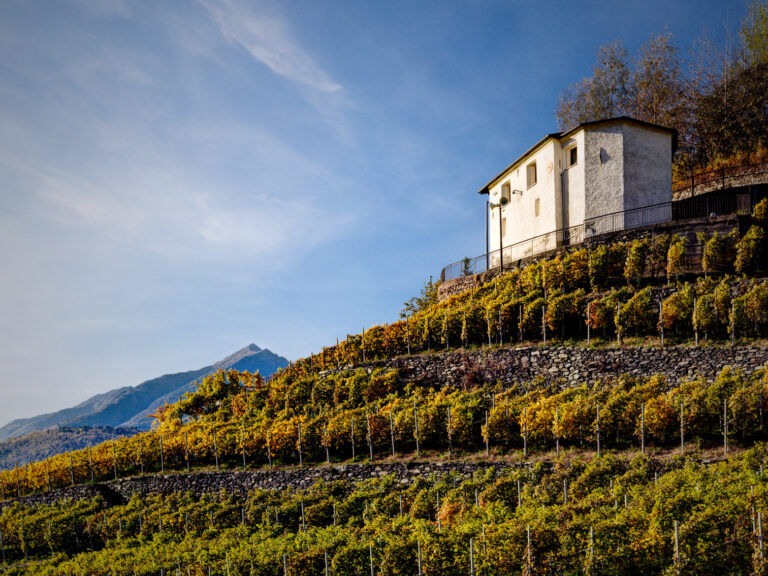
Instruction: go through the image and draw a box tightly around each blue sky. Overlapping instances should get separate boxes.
[0,0,740,425]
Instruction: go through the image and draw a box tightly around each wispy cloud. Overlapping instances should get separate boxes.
[199,0,342,93]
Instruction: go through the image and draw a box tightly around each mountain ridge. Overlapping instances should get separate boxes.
[0,345,289,442]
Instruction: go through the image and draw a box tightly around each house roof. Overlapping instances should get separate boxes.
[477,116,677,195]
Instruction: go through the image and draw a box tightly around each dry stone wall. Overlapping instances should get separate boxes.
[356,345,768,390]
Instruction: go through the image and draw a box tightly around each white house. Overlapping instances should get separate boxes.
[479,117,676,266]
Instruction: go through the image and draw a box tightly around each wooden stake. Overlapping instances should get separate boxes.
[414,402,420,457]
[351,418,356,461]
[367,414,374,461]
[586,302,591,346]
[448,406,453,458]
[469,537,475,576]
[324,421,331,463]
[389,411,396,457]
[641,403,646,456]
[596,406,601,457]
[484,411,489,456]
[417,541,423,576]
[680,403,685,455]
[298,422,303,467]
[69,454,75,486]
[674,520,680,573]
[724,398,729,455]
[660,302,665,348]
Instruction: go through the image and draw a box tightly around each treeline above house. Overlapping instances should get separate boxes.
[556,0,768,174]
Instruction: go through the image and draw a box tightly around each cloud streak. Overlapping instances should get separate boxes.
[200,0,342,93]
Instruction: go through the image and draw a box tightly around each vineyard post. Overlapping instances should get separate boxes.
[300,501,305,530]
[596,406,601,457]
[487,310,491,346]
[389,411,396,457]
[759,511,764,561]
[283,554,288,576]
[484,411,489,456]
[586,302,591,346]
[445,310,449,349]
[517,480,522,509]
[185,432,190,472]
[324,421,331,464]
[267,433,273,468]
[351,419,356,461]
[417,540,423,576]
[673,520,680,574]
[399,495,403,516]
[469,537,475,576]
[542,304,546,345]
[588,526,595,576]
[641,404,646,456]
[69,454,75,486]
[555,406,560,458]
[406,316,411,355]
[693,298,699,346]
[724,398,729,455]
[616,303,621,347]
[659,302,664,348]
[499,306,503,344]
[731,302,736,348]
[448,406,453,458]
[160,436,165,474]
[87,447,94,483]
[241,427,247,470]
[333,503,338,526]
[362,327,366,363]
[482,525,488,576]
[475,489,479,508]
[414,402,420,457]
[213,431,219,471]
[519,304,523,343]
[112,444,118,480]
[369,544,375,576]
[522,407,528,458]
[680,403,685,455]
[526,525,532,573]
[325,551,329,576]
[367,413,374,461]
[298,421,303,467]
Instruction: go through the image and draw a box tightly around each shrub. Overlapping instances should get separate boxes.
[648,234,671,280]
[692,293,718,338]
[753,197,768,228]
[697,229,738,276]
[661,283,695,333]
[624,238,649,286]
[589,243,627,290]
[745,282,768,335]
[735,225,765,273]
[666,234,687,283]
[620,287,656,335]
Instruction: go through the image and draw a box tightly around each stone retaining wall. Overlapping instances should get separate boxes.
[356,345,768,389]
[2,461,523,509]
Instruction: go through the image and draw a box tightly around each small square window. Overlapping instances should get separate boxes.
[568,147,578,166]
[535,198,540,217]
[526,162,537,188]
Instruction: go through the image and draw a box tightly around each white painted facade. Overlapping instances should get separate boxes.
[481,117,675,265]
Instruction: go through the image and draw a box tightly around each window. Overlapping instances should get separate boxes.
[500,182,511,202]
[526,162,537,188]
[535,198,540,217]
[502,217,507,237]
[568,146,578,167]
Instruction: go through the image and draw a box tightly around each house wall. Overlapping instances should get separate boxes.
[583,125,625,222]
[559,130,585,230]
[622,124,673,210]
[488,140,560,262]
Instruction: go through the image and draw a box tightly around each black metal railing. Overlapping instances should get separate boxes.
[672,161,768,196]
[440,188,756,282]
